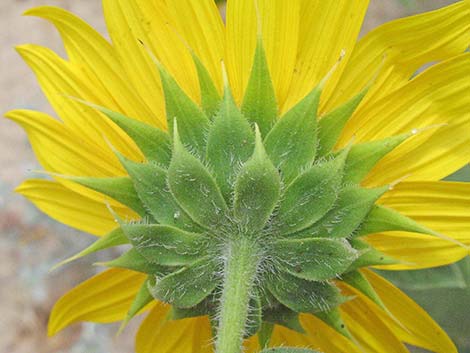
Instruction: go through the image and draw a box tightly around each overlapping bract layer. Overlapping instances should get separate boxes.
[61,39,441,340]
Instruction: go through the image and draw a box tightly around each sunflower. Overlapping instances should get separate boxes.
[6,1,470,353]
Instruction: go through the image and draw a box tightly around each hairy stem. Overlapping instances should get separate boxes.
[215,237,260,353]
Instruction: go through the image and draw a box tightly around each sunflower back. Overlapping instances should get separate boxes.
[64,38,435,345]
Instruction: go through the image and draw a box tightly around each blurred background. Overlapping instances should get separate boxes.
[0,1,468,352]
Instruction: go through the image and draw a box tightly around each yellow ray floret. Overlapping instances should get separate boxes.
[361,269,457,353]
[24,6,161,129]
[327,0,470,111]
[16,179,136,236]
[48,268,147,336]
[136,303,213,353]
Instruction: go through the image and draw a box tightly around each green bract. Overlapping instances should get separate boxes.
[65,39,433,346]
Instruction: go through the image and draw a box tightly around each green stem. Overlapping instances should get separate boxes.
[215,237,260,353]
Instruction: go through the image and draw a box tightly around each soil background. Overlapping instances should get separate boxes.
[0,1,461,353]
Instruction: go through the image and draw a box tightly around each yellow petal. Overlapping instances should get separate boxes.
[327,0,470,111]
[299,315,362,353]
[284,0,369,113]
[341,53,470,142]
[136,305,213,353]
[225,0,300,105]
[102,0,200,125]
[16,179,137,236]
[340,54,470,183]
[16,44,143,160]
[364,186,470,269]
[5,109,137,207]
[361,269,457,353]
[365,115,470,185]
[269,324,314,348]
[366,180,470,269]
[24,6,160,128]
[166,0,224,92]
[262,318,363,353]
[48,268,146,336]
[243,335,260,353]
[5,109,124,177]
[339,285,409,353]
[364,232,468,270]
[379,181,470,244]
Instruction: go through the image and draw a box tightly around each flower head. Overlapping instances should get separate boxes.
[6,1,470,353]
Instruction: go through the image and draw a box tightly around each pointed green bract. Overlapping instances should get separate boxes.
[158,64,209,156]
[168,128,228,229]
[120,278,154,331]
[233,127,281,232]
[341,270,385,309]
[259,286,280,309]
[275,153,346,235]
[170,297,216,320]
[258,322,274,348]
[118,156,198,231]
[122,224,209,266]
[343,133,410,183]
[349,251,400,270]
[206,89,255,201]
[317,89,367,157]
[268,271,342,313]
[51,227,128,270]
[148,257,218,308]
[348,239,399,270]
[241,37,278,136]
[357,204,438,237]
[315,308,351,338]
[264,86,319,183]
[71,176,147,217]
[102,248,166,275]
[93,105,171,165]
[273,238,357,281]
[262,305,305,333]
[192,53,221,118]
[302,185,389,238]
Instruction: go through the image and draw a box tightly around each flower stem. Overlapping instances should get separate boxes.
[215,237,260,353]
